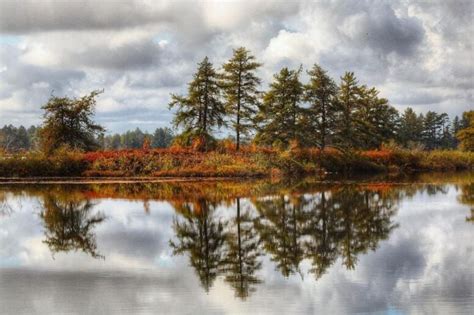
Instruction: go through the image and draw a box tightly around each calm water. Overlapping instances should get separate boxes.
[0,173,473,315]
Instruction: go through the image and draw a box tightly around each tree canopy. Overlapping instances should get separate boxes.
[221,47,262,150]
[38,90,105,153]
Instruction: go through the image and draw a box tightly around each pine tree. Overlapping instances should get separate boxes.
[334,72,361,149]
[222,47,262,150]
[422,111,448,149]
[255,67,304,147]
[356,86,399,149]
[398,108,424,147]
[303,64,338,149]
[169,57,225,148]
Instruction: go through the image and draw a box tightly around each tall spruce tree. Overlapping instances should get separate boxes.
[303,64,338,149]
[255,67,304,147]
[221,47,262,150]
[169,57,225,148]
[334,72,361,149]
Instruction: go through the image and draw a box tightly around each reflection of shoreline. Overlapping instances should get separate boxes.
[0,170,472,185]
[3,175,472,300]
[1,171,472,202]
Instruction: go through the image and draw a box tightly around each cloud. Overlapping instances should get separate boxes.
[0,0,472,132]
[0,0,169,33]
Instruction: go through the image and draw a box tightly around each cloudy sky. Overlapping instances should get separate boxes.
[0,0,472,133]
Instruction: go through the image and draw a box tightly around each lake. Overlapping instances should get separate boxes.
[0,173,473,314]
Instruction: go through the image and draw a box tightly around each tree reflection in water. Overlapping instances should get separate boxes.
[39,194,105,259]
[169,199,227,292]
[223,198,262,299]
[254,195,306,278]
[171,184,400,299]
[458,183,473,223]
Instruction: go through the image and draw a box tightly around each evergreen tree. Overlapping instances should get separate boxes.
[356,86,399,149]
[334,72,361,149]
[303,64,338,149]
[398,108,424,147]
[422,111,448,150]
[152,127,174,148]
[255,67,304,147]
[222,47,262,150]
[169,57,225,148]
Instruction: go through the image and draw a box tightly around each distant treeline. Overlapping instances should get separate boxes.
[0,125,173,151]
[100,127,174,150]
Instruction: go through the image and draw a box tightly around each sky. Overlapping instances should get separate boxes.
[0,0,472,133]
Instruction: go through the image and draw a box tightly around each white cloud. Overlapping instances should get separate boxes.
[0,0,472,132]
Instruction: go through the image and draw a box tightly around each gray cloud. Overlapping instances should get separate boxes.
[0,0,471,132]
[73,40,163,70]
[0,1,168,33]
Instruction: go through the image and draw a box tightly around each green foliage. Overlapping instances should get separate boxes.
[355,86,400,149]
[303,64,338,149]
[170,57,225,140]
[221,47,262,150]
[422,111,450,150]
[101,127,174,150]
[255,67,304,147]
[0,125,38,152]
[398,108,424,147]
[334,72,361,149]
[39,90,105,154]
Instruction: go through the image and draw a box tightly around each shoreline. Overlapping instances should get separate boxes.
[0,170,471,185]
[0,176,262,185]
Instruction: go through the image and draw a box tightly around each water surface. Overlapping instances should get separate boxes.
[0,173,473,314]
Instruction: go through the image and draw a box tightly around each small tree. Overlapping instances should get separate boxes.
[39,90,105,153]
[221,47,262,150]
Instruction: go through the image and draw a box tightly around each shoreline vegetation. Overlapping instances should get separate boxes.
[1,47,473,179]
[0,144,472,179]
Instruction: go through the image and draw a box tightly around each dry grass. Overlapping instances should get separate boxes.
[0,144,472,178]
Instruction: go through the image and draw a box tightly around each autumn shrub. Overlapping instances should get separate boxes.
[0,145,471,178]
